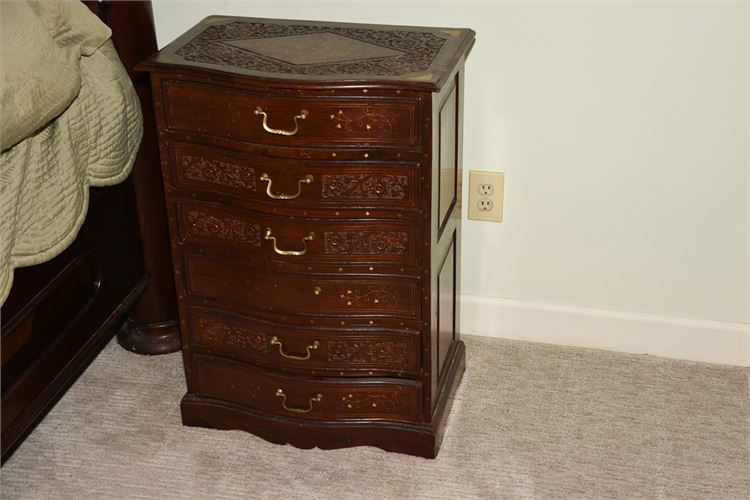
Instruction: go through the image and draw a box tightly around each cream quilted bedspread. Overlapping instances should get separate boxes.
[0,1,143,305]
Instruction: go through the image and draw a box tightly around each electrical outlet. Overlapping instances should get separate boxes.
[478,183,494,196]
[468,171,504,222]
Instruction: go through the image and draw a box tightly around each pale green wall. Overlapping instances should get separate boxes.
[153,0,749,323]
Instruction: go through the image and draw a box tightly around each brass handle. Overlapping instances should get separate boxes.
[275,389,323,414]
[254,106,308,136]
[270,336,319,360]
[264,228,314,256]
[260,173,313,200]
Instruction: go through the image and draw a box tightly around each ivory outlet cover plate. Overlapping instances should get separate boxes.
[468,170,504,222]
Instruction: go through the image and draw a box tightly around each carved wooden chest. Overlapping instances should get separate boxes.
[138,16,474,458]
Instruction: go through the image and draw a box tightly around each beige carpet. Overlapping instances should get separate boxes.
[2,334,749,499]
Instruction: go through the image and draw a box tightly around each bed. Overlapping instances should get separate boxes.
[1,0,179,462]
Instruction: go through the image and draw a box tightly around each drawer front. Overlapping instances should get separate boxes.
[177,200,420,266]
[184,253,421,319]
[169,142,421,212]
[192,354,421,422]
[187,307,420,376]
[163,81,420,149]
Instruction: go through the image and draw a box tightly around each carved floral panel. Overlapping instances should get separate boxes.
[198,317,267,352]
[187,210,261,246]
[321,174,408,200]
[175,21,447,77]
[328,340,408,368]
[181,154,256,190]
[323,231,408,255]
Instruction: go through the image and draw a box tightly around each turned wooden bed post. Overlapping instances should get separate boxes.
[86,0,181,354]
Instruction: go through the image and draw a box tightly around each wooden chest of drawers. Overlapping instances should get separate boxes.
[139,16,474,458]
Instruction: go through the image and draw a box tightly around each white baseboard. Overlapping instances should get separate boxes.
[460,294,750,366]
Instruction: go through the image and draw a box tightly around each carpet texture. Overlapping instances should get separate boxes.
[2,335,749,499]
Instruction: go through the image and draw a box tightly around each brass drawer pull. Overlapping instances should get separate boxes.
[270,336,320,360]
[275,389,323,414]
[260,173,313,200]
[254,106,308,136]
[264,228,314,256]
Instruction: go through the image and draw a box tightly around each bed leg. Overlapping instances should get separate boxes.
[117,131,181,356]
[90,0,181,355]
[118,317,181,355]
[117,75,181,355]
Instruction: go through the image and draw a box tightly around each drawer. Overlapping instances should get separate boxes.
[184,253,421,320]
[192,353,421,422]
[187,306,420,377]
[162,80,420,149]
[168,142,421,212]
[176,200,420,266]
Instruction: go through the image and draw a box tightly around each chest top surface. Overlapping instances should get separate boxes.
[140,16,475,90]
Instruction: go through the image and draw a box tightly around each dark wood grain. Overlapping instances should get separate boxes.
[95,0,181,355]
[1,1,178,462]
[175,200,420,266]
[163,80,420,149]
[1,181,146,463]
[181,341,465,459]
[192,353,421,422]
[187,306,420,377]
[142,16,472,458]
[184,253,421,319]
[138,16,475,91]
[169,142,422,213]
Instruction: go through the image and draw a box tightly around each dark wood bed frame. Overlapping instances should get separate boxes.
[0,0,178,462]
